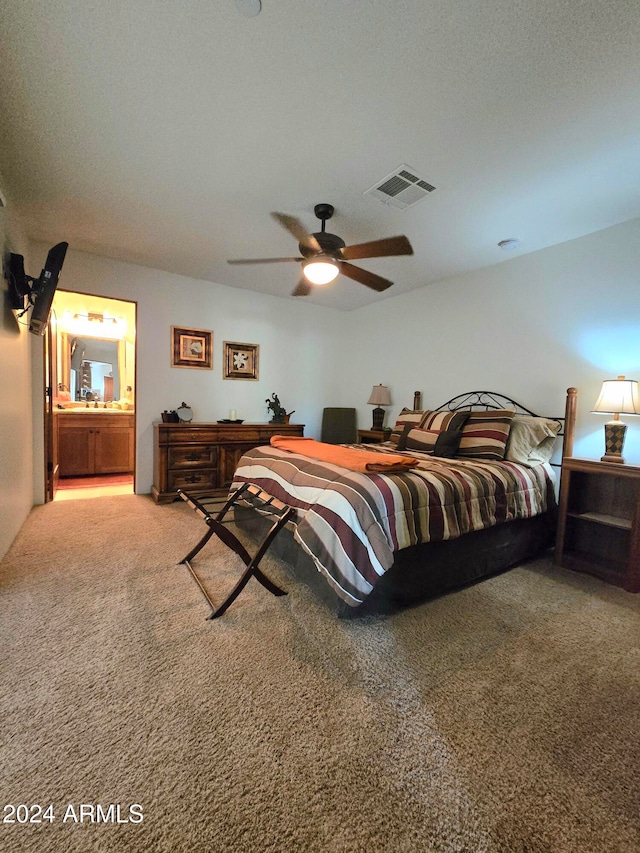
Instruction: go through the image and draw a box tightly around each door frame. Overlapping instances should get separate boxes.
[43,292,137,501]
[44,310,59,501]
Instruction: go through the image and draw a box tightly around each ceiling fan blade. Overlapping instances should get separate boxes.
[340,261,393,292]
[291,276,311,297]
[227,257,302,265]
[271,212,321,253]
[340,235,413,261]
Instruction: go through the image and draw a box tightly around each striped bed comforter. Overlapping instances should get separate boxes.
[231,443,557,607]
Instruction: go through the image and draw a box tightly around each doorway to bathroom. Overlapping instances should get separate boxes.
[45,291,136,501]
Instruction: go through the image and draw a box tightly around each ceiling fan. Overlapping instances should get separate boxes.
[227,203,414,296]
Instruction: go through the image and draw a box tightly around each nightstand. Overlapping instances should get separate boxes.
[357,429,389,444]
[554,457,640,592]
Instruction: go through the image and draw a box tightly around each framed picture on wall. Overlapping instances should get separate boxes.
[223,341,259,380]
[171,326,213,369]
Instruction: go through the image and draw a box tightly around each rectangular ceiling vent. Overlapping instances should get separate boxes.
[364,165,436,210]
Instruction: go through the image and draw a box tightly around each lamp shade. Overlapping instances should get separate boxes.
[591,376,640,415]
[367,384,391,407]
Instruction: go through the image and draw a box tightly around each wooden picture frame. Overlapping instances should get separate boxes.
[223,341,259,381]
[171,326,213,369]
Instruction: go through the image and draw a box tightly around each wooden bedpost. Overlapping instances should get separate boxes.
[563,387,577,458]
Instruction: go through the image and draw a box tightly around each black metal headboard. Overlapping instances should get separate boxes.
[436,390,556,418]
[431,390,567,464]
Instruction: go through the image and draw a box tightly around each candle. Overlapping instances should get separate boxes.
[229,409,237,421]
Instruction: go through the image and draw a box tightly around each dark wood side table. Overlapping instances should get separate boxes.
[357,429,389,444]
[554,456,640,592]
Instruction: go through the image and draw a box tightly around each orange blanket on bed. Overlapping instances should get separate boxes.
[269,436,418,474]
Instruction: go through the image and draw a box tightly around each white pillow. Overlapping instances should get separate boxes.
[504,415,560,466]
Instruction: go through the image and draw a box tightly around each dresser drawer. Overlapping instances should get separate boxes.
[168,468,218,492]
[168,446,218,469]
[166,429,219,444]
[223,428,261,442]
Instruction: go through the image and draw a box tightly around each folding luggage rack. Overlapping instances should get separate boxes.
[177,483,296,619]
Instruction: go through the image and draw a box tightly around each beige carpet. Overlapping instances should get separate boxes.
[1,495,638,853]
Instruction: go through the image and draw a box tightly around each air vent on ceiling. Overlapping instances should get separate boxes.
[364,164,436,210]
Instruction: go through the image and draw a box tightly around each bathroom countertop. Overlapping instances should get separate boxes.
[54,407,134,414]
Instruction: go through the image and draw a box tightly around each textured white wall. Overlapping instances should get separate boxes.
[0,201,36,555]
[345,218,640,464]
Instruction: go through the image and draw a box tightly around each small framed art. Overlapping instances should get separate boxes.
[223,341,259,380]
[171,326,213,369]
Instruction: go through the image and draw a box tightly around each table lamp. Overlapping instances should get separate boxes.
[591,375,640,463]
[367,384,391,430]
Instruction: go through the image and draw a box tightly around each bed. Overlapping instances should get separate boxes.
[231,389,577,615]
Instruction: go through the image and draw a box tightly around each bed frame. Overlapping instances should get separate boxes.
[234,388,578,616]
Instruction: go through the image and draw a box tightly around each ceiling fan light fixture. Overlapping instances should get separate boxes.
[229,203,412,295]
[302,257,340,285]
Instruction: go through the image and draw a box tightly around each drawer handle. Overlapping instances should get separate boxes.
[186,453,202,461]
[185,474,202,484]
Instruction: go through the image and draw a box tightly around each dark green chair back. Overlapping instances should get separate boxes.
[321,408,357,444]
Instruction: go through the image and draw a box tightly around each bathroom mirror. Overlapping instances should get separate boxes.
[59,332,128,403]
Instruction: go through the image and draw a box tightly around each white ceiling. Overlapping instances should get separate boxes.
[1,0,639,311]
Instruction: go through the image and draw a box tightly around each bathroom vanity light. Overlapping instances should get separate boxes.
[63,311,127,339]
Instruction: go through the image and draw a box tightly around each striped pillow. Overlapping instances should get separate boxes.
[456,409,516,461]
[404,427,465,458]
[403,427,440,453]
[420,410,469,432]
[391,409,469,446]
[389,408,428,445]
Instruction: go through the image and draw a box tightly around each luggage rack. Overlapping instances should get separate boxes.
[177,483,296,619]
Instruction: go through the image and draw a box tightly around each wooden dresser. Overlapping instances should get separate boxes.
[151,421,304,504]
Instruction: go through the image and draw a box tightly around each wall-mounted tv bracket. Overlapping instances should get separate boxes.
[4,242,68,317]
[4,252,34,314]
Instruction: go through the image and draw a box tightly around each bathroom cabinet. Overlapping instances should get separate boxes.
[57,412,135,476]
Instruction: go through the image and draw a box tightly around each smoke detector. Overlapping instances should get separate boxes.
[364,165,436,210]
[236,0,261,16]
